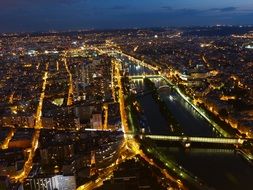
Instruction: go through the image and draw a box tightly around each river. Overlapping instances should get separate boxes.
[117,54,253,190]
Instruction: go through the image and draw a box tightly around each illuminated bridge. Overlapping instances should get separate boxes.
[158,85,172,90]
[142,135,250,145]
[129,75,161,80]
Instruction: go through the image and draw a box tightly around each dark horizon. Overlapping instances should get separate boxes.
[2,24,253,35]
[1,0,253,33]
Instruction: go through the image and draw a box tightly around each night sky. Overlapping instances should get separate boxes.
[1,0,253,32]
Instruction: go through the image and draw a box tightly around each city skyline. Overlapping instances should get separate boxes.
[1,0,253,32]
[1,1,253,190]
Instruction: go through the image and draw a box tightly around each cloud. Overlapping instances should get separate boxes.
[177,8,202,15]
[209,7,237,12]
[0,0,83,8]
[220,7,237,12]
[161,6,173,11]
[161,8,204,16]
[1,1,253,33]
[160,6,239,16]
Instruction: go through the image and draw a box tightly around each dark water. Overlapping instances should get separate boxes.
[160,90,220,137]
[122,55,253,190]
[135,78,219,137]
[127,62,154,75]
[137,94,169,135]
[160,147,253,190]
[0,127,10,143]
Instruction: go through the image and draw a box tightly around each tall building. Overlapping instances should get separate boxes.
[20,175,76,190]
[90,113,102,130]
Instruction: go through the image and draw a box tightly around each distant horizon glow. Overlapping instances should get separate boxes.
[1,0,253,32]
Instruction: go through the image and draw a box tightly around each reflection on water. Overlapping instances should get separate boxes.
[122,54,253,190]
[160,147,253,190]
[137,93,169,135]
[134,78,220,137]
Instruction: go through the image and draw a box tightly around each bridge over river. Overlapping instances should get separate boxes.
[143,135,250,145]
